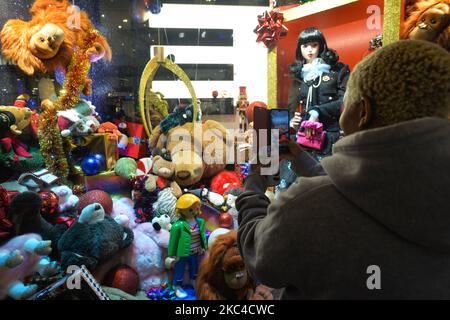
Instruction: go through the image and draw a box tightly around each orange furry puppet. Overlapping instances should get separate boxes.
[196,231,273,300]
[0,0,112,80]
[401,0,450,51]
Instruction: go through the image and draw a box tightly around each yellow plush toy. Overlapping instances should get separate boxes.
[149,120,228,187]
[0,106,33,135]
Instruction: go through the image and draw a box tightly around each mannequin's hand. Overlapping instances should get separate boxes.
[309,109,319,123]
[280,140,304,162]
[290,112,302,130]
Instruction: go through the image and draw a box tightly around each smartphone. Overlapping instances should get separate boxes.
[270,109,290,154]
[253,107,271,163]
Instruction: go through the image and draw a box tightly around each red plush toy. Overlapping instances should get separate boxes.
[210,171,243,196]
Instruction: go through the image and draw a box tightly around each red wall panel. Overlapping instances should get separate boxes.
[277,0,385,108]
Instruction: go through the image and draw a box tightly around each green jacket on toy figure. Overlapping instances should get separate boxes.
[168,217,207,258]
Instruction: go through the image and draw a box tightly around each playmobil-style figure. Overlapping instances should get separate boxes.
[288,27,350,159]
[167,194,207,299]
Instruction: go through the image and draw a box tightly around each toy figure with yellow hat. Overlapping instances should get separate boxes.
[167,193,207,299]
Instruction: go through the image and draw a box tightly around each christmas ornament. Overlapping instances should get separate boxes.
[77,190,113,214]
[38,191,60,216]
[93,154,106,171]
[103,264,139,296]
[81,155,101,176]
[219,212,234,229]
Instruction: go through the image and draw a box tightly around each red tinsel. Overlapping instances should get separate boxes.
[254,10,288,49]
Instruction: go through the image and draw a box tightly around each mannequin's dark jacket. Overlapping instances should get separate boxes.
[287,61,350,132]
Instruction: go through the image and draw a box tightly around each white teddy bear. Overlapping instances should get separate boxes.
[51,185,79,213]
[152,214,172,231]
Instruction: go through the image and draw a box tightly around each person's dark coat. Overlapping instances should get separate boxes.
[237,117,450,299]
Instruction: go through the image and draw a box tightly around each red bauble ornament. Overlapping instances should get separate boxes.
[219,212,234,229]
[77,190,113,214]
[103,264,139,295]
[38,191,59,216]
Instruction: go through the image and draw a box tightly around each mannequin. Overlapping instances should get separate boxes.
[287,27,350,159]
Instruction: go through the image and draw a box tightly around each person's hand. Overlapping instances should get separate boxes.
[249,285,274,300]
[290,112,302,130]
[280,140,304,161]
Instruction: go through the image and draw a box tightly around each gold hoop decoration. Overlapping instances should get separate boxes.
[139,47,199,138]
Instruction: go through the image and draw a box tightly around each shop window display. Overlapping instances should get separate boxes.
[1,0,447,303]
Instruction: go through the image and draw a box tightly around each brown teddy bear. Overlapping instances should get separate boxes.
[149,120,228,187]
[196,230,273,300]
[149,155,182,198]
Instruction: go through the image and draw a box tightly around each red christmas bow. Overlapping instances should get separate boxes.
[254,10,288,49]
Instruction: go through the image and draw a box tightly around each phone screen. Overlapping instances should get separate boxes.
[270,109,290,140]
[270,109,290,154]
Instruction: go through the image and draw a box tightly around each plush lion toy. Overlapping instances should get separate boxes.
[196,230,273,300]
[1,0,112,94]
[402,0,450,51]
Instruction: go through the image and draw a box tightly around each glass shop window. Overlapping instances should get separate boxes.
[0,0,271,124]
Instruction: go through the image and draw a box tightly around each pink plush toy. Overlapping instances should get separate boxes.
[111,198,170,290]
[0,234,59,300]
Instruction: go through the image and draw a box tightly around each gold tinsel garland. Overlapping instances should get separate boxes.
[38,30,101,180]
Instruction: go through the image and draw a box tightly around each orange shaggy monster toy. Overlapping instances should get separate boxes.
[196,231,273,300]
[1,0,112,95]
[402,0,450,51]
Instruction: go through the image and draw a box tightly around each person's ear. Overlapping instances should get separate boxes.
[358,96,373,129]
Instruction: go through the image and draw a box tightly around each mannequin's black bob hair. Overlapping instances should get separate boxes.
[295,27,339,66]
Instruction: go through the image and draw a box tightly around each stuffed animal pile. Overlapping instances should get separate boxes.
[0,0,272,301]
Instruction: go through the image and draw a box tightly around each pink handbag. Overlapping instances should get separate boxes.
[296,121,326,150]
